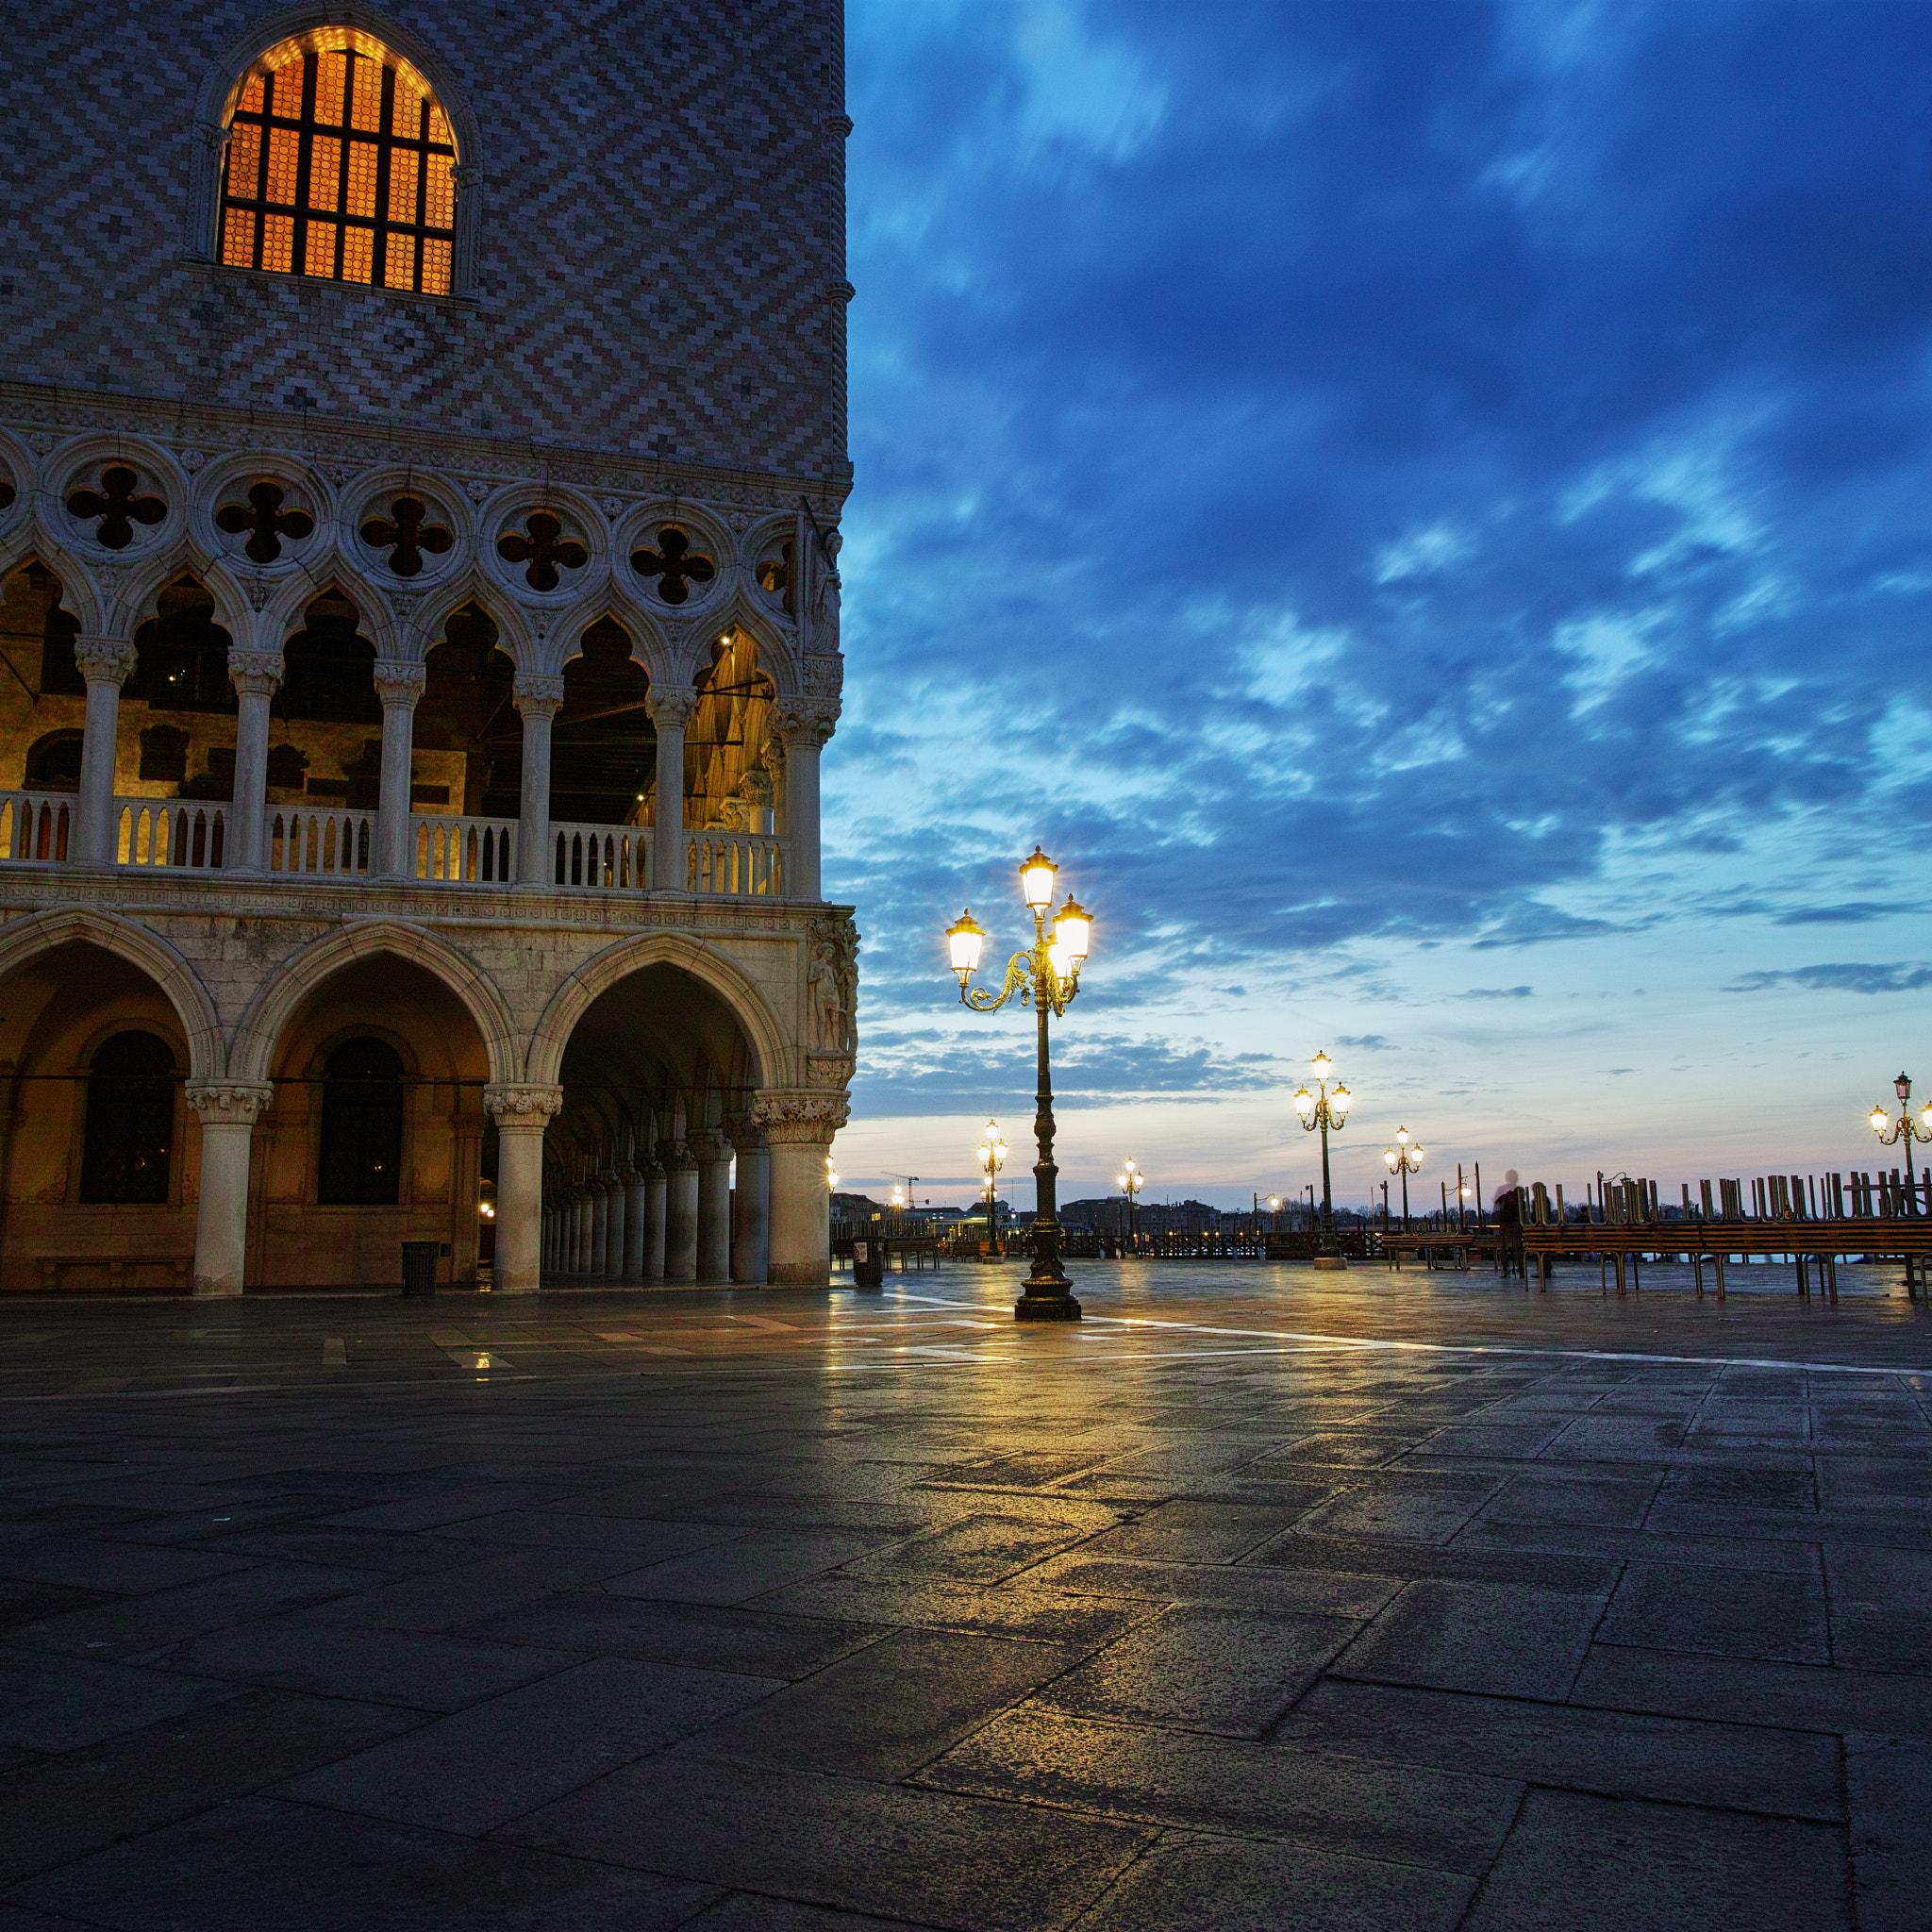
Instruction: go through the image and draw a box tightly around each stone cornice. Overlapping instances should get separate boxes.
[0,378,853,518]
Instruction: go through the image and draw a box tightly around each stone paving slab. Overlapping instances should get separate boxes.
[0,1261,1926,1926]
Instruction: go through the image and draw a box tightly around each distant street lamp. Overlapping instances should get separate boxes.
[1116,1158,1145,1252]
[1292,1049,1352,1267]
[976,1120,1007,1257]
[1383,1126,1424,1232]
[944,847,1092,1321]
[1267,1193,1281,1235]
[1871,1072,1932,1216]
[825,1155,839,1193]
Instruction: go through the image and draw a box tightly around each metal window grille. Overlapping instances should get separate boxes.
[220,49,456,296]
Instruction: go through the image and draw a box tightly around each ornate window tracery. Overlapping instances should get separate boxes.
[220,44,457,296]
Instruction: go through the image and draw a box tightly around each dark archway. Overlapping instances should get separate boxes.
[554,618,652,826]
[419,602,520,817]
[132,578,237,800]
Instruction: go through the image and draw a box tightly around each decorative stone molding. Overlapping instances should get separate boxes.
[807,1054,854,1089]
[658,1137,695,1174]
[373,661,428,707]
[186,1082,275,1125]
[644,686,700,731]
[801,654,843,701]
[484,1084,563,1125]
[724,1113,765,1153]
[753,1091,849,1144]
[73,635,137,685]
[226,649,284,699]
[688,1127,729,1163]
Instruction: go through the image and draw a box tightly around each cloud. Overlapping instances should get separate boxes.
[1773,903,1917,926]
[1455,986,1536,1002]
[1335,1033,1398,1050]
[1725,964,1932,995]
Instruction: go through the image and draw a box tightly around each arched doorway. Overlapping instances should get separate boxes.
[0,940,195,1291]
[545,961,764,1286]
[253,951,489,1290]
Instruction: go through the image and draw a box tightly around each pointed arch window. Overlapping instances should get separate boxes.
[220,44,457,295]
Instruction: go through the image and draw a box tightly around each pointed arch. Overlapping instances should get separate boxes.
[259,559,392,657]
[542,590,669,679]
[427,579,536,672]
[525,932,787,1092]
[0,535,103,635]
[112,548,255,647]
[228,919,519,1086]
[0,908,223,1081]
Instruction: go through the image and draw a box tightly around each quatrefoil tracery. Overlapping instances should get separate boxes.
[67,465,166,549]
[358,495,454,577]
[214,480,315,564]
[631,525,716,604]
[497,510,588,592]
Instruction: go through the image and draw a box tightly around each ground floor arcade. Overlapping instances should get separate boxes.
[0,875,851,1297]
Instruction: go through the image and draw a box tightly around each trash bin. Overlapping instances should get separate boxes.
[400,1240,441,1297]
[852,1239,884,1290]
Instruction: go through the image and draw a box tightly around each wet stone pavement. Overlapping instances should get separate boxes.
[0,1259,1927,1930]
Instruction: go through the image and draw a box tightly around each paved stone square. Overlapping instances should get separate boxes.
[0,1260,1927,1929]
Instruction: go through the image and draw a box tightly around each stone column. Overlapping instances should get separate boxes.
[513,675,564,886]
[728,1116,771,1286]
[620,1165,645,1278]
[227,649,284,873]
[574,1190,592,1274]
[756,1091,848,1288]
[604,1171,627,1281]
[484,1086,560,1294]
[643,1158,668,1279]
[74,635,136,866]
[373,660,426,878]
[186,1083,274,1297]
[645,686,697,892]
[541,1202,555,1274]
[590,1176,610,1276]
[661,1137,698,1281]
[692,1128,732,1282]
[772,695,839,902]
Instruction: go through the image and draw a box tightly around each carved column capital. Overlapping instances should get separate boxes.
[484,1084,563,1130]
[725,1113,766,1155]
[186,1082,275,1126]
[752,1091,850,1145]
[512,675,565,721]
[688,1127,729,1163]
[373,660,427,708]
[772,698,840,750]
[658,1137,695,1174]
[645,685,700,731]
[226,649,283,699]
[73,634,137,686]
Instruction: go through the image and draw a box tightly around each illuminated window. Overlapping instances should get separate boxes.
[220,46,457,296]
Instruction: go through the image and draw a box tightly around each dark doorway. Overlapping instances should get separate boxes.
[318,1037,405,1205]
[79,1031,176,1204]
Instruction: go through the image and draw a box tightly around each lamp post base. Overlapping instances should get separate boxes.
[1015,1289,1083,1321]
[1311,1254,1349,1271]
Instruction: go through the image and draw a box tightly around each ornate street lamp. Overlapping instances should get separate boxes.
[1116,1158,1145,1252]
[1871,1072,1932,1217]
[976,1120,1007,1257]
[1291,1049,1352,1267]
[824,1154,840,1194]
[944,846,1091,1320]
[1383,1126,1424,1232]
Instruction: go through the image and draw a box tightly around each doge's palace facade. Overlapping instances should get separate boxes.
[0,1,854,1295]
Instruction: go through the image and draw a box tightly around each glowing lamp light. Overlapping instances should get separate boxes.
[1053,896,1091,962]
[1268,1194,1281,1211]
[1047,939,1073,982]
[825,1155,840,1191]
[1292,1085,1316,1121]
[1384,1147,1399,1172]
[946,909,986,982]
[1020,845,1058,911]
[1310,1050,1335,1086]
[1872,1107,1891,1135]
[1395,1126,1411,1148]
[1330,1083,1352,1123]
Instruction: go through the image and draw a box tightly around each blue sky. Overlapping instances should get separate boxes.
[823,0,1932,1214]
